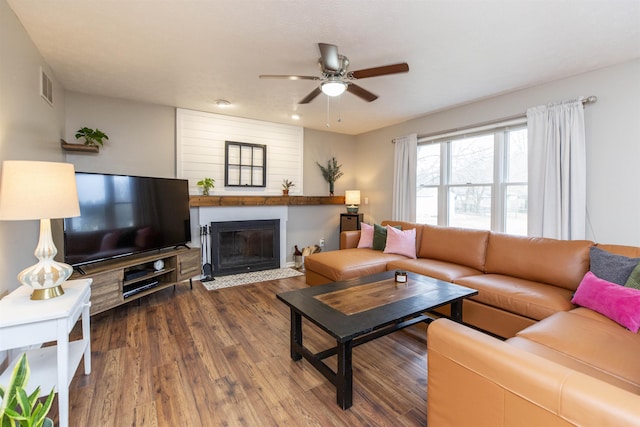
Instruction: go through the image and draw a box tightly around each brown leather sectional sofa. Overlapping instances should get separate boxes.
[304,220,640,425]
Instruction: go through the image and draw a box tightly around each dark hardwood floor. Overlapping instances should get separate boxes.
[54,275,428,426]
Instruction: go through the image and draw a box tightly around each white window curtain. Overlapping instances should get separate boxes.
[527,98,586,240]
[392,133,418,222]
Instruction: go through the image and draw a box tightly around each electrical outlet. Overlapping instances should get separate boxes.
[319,238,325,247]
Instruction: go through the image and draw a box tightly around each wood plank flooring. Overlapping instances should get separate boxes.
[52,275,428,426]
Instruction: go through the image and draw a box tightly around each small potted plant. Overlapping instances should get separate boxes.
[316,157,344,196]
[75,127,109,147]
[0,353,55,427]
[197,177,215,196]
[282,179,295,195]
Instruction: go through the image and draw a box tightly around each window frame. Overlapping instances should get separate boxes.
[224,141,267,188]
[416,123,527,234]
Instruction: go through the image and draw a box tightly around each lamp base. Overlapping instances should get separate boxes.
[346,205,359,213]
[31,285,65,300]
[18,218,72,300]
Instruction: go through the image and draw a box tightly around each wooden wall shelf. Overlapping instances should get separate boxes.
[190,195,345,207]
[61,139,99,153]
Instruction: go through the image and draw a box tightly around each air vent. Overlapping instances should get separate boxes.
[40,67,53,106]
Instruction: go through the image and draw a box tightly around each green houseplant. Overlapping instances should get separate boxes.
[197,177,215,196]
[0,353,55,427]
[75,127,109,147]
[281,179,295,195]
[316,157,344,196]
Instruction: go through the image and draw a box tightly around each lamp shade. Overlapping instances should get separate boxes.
[321,81,347,97]
[345,190,361,206]
[0,160,80,220]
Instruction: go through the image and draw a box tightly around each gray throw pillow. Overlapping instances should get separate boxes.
[589,247,640,285]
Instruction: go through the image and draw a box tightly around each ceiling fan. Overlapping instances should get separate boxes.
[259,43,409,104]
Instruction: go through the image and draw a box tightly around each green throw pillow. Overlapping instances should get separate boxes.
[372,224,401,251]
[625,262,640,290]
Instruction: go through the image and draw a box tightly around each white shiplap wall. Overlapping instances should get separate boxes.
[176,108,303,195]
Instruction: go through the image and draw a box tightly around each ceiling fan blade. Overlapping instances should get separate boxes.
[318,43,340,72]
[299,87,322,104]
[351,63,409,79]
[347,84,378,102]
[259,74,319,80]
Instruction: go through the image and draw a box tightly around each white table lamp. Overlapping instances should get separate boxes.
[345,190,361,213]
[0,161,80,299]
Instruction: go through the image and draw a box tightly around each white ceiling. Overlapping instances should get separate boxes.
[8,0,640,135]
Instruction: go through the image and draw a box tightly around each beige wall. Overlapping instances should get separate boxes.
[356,59,640,246]
[286,128,358,254]
[303,128,357,196]
[64,92,175,177]
[0,0,66,296]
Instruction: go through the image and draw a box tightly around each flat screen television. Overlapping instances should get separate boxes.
[63,172,191,267]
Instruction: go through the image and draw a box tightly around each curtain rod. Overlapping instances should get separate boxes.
[392,95,597,143]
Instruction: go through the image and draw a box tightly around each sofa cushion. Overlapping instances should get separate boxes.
[304,248,408,283]
[508,309,640,394]
[572,271,640,332]
[454,274,575,321]
[383,226,417,259]
[484,233,593,291]
[595,244,640,258]
[387,258,482,283]
[589,246,639,285]
[417,225,489,272]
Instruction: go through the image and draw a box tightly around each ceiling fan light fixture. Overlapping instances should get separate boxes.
[321,81,347,97]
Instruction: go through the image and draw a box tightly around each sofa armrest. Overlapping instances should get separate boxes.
[427,319,640,427]
[340,230,361,249]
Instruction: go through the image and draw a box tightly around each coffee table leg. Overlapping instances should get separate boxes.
[451,300,463,323]
[290,310,302,361]
[336,339,353,409]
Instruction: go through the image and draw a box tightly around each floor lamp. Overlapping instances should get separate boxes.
[0,161,80,300]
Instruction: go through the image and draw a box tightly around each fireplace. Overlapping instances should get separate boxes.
[210,219,280,276]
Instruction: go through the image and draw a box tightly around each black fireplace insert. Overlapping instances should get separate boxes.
[210,219,280,276]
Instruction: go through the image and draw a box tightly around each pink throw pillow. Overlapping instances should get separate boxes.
[357,223,374,248]
[383,225,417,259]
[572,271,640,333]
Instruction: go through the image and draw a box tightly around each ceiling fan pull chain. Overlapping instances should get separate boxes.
[337,94,342,123]
[326,95,330,128]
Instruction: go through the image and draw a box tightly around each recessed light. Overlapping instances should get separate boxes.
[215,99,231,108]
[291,114,300,120]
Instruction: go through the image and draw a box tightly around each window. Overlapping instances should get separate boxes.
[416,125,528,235]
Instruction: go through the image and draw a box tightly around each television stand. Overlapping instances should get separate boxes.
[69,247,200,315]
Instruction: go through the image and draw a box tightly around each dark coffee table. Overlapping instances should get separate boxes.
[276,270,478,409]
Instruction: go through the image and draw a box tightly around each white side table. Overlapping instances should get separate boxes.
[0,279,92,427]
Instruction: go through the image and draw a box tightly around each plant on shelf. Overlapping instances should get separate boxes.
[316,157,344,196]
[197,177,215,196]
[282,179,295,195]
[0,353,55,427]
[74,127,109,147]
